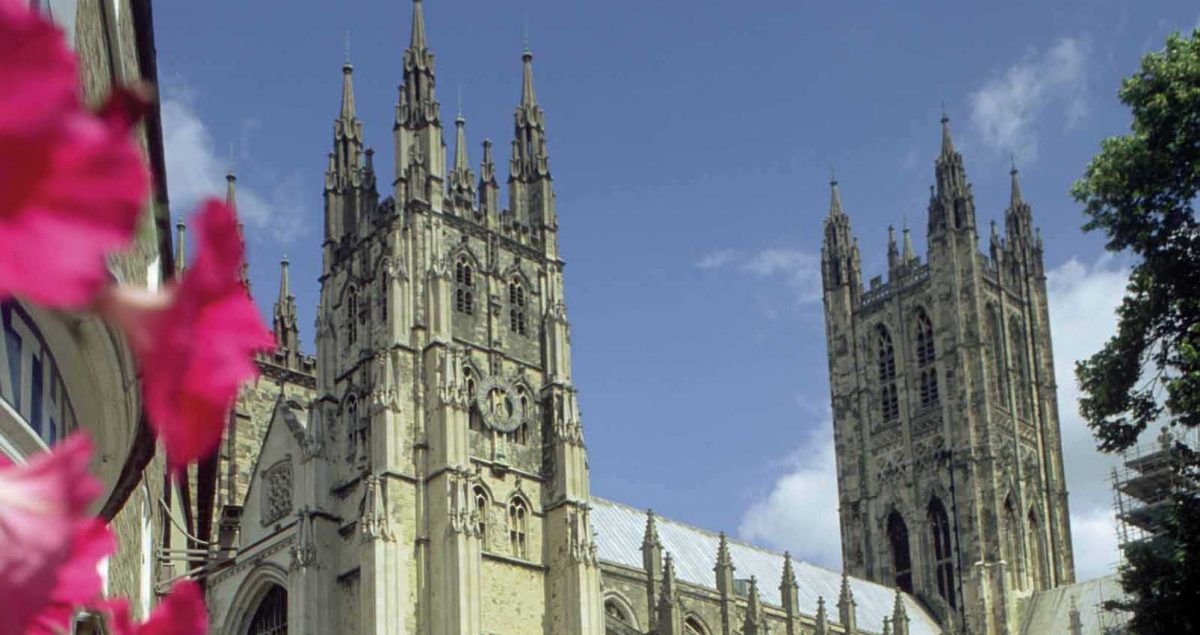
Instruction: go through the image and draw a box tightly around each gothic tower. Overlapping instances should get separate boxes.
[302,1,603,632]
[822,117,1074,635]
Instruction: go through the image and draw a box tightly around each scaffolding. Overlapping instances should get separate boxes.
[1111,426,1198,553]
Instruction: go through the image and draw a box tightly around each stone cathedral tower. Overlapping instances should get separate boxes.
[821,118,1075,635]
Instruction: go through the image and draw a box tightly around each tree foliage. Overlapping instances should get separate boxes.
[1071,29,1200,634]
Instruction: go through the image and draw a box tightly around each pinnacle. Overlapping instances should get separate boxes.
[828,178,845,217]
[520,46,538,108]
[409,0,428,51]
[940,113,956,157]
[1010,158,1025,208]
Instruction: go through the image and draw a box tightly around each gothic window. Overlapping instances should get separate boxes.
[887,511,913,593]
[605,600,632,625]
[876,325,899,422]
[346,288,358,343]
[1028,508,1049,590]
[1010,321,1032,420]
[987,307,1007,404]
[508,281,527,336]
[473,486,490,548]
[378,278,387,321]
[465,367,485,432]
[914,309,939,408]
[247,585,287,635]
[454,258,475,315]
[507,388,530,445]
[929,497,957,608]
[1003,496,1023,590]
[345,397,358,459]
[684,617,708,635]
[508,497,529,558]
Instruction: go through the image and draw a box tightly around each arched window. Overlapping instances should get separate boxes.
[509,281,527,335]
[247,585,287,635]
[1028,508,1049,590]
[684,617,708,635]
[1010,321,1032,420]
[454,258,475,315]
[346,288,358,343]
[378,278,387,321]
[605,600,633,626]
[1003,496,1023,590]
[988,307,1007,403]
[914,309,939,408]
[876,326,899,422]
[508,497,529,558]
[345,397,358,459]
[506,388,530,445]
[887,510,913,593]
[929,497,956,608]
[465,367,485,432]
[473,486,490,548]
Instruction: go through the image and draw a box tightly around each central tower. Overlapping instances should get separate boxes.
[307,2,603,632]
[821,118,1075,635]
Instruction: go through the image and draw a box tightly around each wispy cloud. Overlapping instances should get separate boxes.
[969,37,1090,163]
[738,423,842,570]
[161,80,307,246]
[695,247,822,309]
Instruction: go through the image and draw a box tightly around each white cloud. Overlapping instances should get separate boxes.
[695,249,737,270]
[695,247,822,308]
[161,83,307,246]
[969,37,1090,163]
[738,425,843,570]
[1046,254,1130,580]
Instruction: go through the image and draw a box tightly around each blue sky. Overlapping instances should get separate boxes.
[153,1,1199,582]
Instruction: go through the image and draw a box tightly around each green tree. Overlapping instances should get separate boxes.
[1071,29,1200,634]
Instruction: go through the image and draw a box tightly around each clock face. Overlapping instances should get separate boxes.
[475,378,525,433]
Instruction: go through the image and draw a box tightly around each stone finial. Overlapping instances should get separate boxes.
[882,617,892,635]
[409,0,428,50]
[814,596,829,635]
[837,571,858,633]
[716,531,733,570]
[902,225,916,262]
[891,589,909,635]
[940,112,956,157]
[642,509,661,548]
[742,576,765,635]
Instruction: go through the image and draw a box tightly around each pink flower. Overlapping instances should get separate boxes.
[0,434,113,635]
[0,0,149,307]
[99,200,274,471]
[105,580,208,635]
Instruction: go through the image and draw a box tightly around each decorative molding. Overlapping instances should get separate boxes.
[261,458,294,527]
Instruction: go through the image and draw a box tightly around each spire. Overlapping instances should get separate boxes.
[715,531,733,572]
[887,224,899,272]
[940,112,956,157]
[780,552,800,633]
[340,59,356,121]
[278,255,291,302]
[521,47,538,108]
[828,177,845,217]
[174,220,186,275]
[1009,157,1025,208]
[409,0,428,51]
[454,112,470,173]
[902,224,916,262]
[642,509,661,547]
[742,576,765,635]
[225,170,238,209]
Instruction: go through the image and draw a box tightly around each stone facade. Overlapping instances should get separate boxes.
[821,119,1075,635]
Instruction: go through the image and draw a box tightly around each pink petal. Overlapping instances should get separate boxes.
[0,434,108,635]
[0,1,149,308]
[100,200,274,471]
[26,520,116,635]
[105,580,208,635]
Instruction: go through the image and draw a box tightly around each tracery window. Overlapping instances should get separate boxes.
[454,258,475,315]
[508,497,529,558]
[509,281,527,335]
[346,288,358,343]
[914,309,939,408]
[987,307,1007,403]
[473,486,490,548]
[1003,496,1023,590]
[929,497,957,608]
[887,510,913,593]
[684,617,707,635]
[1010,321,1032,420]
[876,325,899,422]
[247,585,287,635]
[1028,508,1049,590]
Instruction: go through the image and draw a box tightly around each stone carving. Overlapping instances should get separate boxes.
[360,474,395,542]
[261,460,294,527]
[474,376,525,433]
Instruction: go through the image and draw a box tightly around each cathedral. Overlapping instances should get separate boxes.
[194,2,1095,634]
